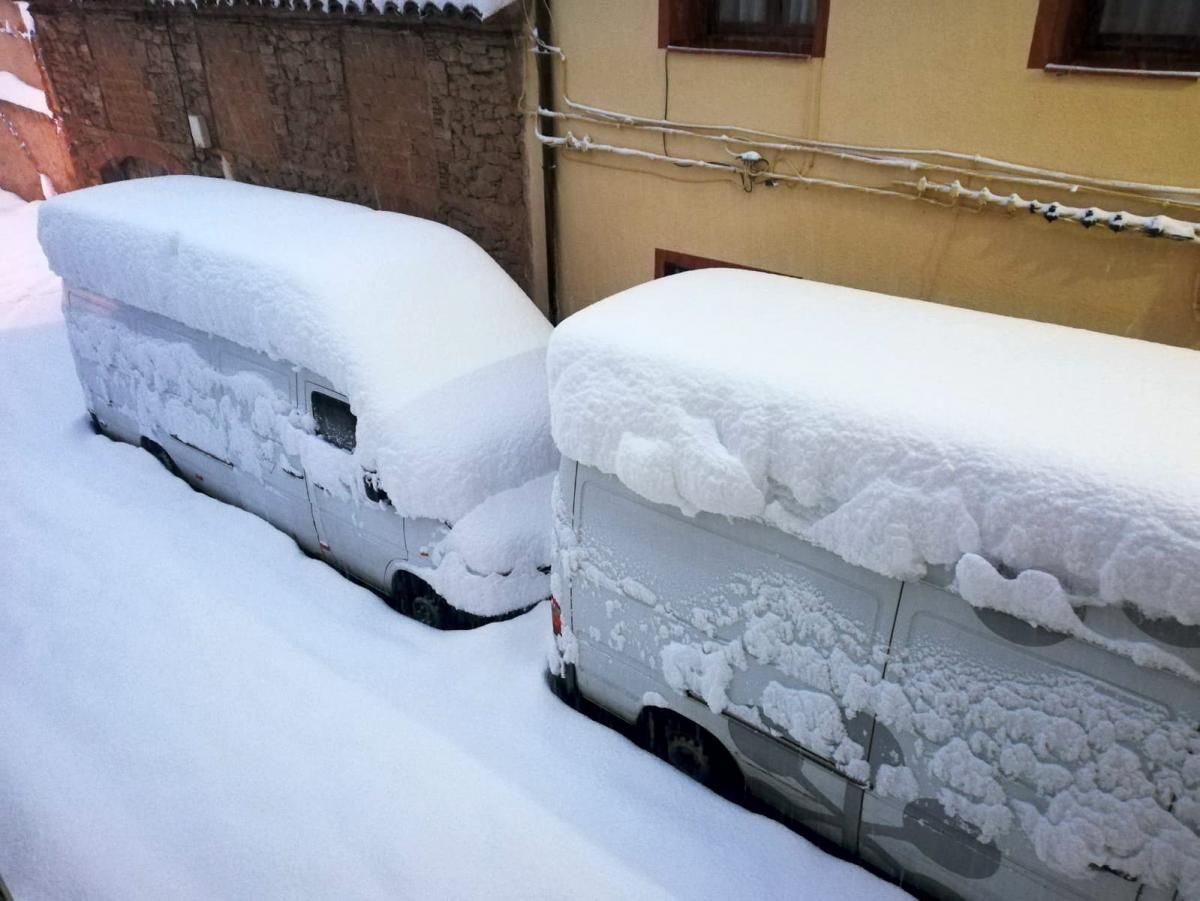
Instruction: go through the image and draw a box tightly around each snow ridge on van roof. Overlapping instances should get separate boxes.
[39,175,553,522]
[547,268,1200,637]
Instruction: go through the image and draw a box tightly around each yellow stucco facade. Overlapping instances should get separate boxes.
[541,0,1200,347]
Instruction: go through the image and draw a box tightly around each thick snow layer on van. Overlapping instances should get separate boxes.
[426,473,554,617]
[547,269,1200,631]
[39,176,552,523]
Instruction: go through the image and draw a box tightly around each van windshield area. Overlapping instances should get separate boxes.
[311,392,357,452]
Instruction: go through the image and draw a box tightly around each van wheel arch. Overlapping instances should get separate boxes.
[390,570,457,630]
[639,706,744,801]
[140,437,178,476]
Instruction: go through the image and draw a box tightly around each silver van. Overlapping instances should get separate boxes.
[546,270,1200,901]
[549,459,1198,900]
[65,288,546,628]
[43,176,555,629]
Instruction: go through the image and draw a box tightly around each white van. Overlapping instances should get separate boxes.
[546,269,1200,901]
[40,176,557,627]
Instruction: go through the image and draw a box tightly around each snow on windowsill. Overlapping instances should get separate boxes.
[1044,62,1200,80]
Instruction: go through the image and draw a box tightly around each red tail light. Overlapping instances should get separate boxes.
[550,596,562,636]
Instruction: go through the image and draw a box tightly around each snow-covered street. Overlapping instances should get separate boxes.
[0,192,906,899]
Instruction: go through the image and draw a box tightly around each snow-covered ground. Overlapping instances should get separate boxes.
[0,191,906,900]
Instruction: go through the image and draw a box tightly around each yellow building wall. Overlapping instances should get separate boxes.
[546,0,1200,347]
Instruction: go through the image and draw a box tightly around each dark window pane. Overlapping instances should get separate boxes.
[664,0,824,55]
[1096,0,1200,37]
[1075,0,1200,69]
[782,0,816,26]
[717,0,769,27]
[311,392,357,452]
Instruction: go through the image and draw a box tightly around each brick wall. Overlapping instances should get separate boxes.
[0,0,74,200]
[29,0,532,290]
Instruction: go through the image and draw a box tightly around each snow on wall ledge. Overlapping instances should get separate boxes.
[146,0,515,19]
[0,71,51,117]
[547,269,1200,635]
[39,176,553,524]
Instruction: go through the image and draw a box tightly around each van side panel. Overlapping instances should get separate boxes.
[214,339,321,555]
[63,290,139,443]
[64,289,330,560]
[859,581,1198,901]
[563,462,1199,901]
[570,464,901,850]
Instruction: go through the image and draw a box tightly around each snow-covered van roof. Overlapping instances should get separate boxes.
[547,269,1200,644]
[39,175,553,522]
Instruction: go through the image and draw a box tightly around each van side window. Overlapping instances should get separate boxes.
[311,392,357,452]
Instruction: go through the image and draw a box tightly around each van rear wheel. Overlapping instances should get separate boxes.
[649,710,742,801]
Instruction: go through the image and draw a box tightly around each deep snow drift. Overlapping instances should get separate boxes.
[547,269,1200,637]
[0,190,58,328]
[0,200,907,899]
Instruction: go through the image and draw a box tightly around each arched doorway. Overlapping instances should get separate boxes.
[99,156,171,183]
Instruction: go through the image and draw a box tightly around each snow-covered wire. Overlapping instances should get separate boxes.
[539,107,1200,213]
[529,29,1200,203]
[562,96,1200,200]
[901,178,1200,242]
[532,29,1200,242]
[537,127,1200,243]
[537,128,919,202]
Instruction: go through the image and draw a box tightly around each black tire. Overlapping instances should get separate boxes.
[411,591,448,629]
[649,710,743,800]
[391,572,456,630]
[141,438,178,476]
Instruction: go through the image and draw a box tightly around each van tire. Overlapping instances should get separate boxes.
[391,572,455,630]
[141,438,178,476]
[646,709,743,801]
[411,591,450,629]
